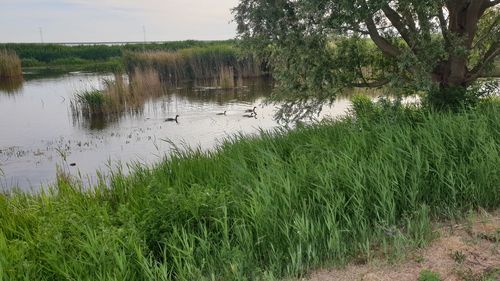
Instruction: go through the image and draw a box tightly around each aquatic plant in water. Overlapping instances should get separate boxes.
[0,50,23,81]
[71,68,165,118]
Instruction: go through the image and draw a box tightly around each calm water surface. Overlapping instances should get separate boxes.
[0,73,352,191]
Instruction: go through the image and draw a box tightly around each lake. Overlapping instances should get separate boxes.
[0,72,354,192]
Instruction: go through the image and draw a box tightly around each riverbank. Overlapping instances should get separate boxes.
[1,98,499,280]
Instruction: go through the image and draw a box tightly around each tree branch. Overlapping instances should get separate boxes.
[466,0,488,47]
[364,17,402,58]
[467,41,500,81]
[351,79,389,88]
[400,7,417,34]
[438,6,452,49]
[471,13,500,50]
[382,5,415,49]
[361,0,402,58]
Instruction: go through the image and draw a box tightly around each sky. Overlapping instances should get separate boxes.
[0,0,239,43]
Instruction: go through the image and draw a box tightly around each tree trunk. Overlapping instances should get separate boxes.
[430,60,469,110]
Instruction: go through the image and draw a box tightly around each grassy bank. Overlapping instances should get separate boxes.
[1,100,499,280]
[124,45,265,84]
[0,50,22,80]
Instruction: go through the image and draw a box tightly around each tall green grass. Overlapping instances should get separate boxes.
[0,50,22,80]
[124,45,265,85]
[1,100,499,280]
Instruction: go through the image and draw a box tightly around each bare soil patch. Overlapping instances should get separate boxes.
[303,210,500,281]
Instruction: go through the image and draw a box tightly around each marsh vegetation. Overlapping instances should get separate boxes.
[0,40,236,72]
[124,45,265,85]
[71,68,164,118]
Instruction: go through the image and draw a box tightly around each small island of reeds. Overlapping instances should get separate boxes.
[0,49,23,81]
[71,68,163,118]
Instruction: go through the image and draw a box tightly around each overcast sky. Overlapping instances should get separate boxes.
[0,0,239,43]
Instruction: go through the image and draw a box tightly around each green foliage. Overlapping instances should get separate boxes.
[351,95,423,127]
[20,58,43,67]
[75,89,107,114]
[418,270,441,281]
[234,0,500,117]
[351,94,377,120]
[492,59,500,77]
[425,80,500,110]
[1,103,499,280]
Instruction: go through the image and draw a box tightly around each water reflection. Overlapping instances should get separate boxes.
[0,73,281,191]
[0,72,384,191]
[70,76,274,130]
[71,112,121,131]
[0,79,23,94]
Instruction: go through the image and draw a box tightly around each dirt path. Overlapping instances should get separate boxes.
[304,211,500,281]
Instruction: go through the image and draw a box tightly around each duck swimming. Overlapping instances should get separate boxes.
[245,106,257,113]
[216,111,227,116]
[165,115,179,122]
[243,112,257,118]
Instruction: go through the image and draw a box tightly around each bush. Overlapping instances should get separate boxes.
[21,58,43,67]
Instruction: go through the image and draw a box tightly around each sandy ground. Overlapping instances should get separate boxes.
[303,210,500,281]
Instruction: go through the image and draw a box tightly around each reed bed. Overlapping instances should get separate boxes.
[71,68,164,117]
[0,50,22,80]
[124,45,265,86]
[1,99,499,280]
[217,66,236,89]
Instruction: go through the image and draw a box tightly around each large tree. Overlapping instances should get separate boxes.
[234,0,499,119]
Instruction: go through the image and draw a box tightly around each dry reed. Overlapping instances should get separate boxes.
[217,66,235,89]
[124,45,264,87]
[0,49,22,80]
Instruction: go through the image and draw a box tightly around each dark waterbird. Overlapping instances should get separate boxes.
[216,111,227,116]
[165,115,179,122]
[245,106,257,113]
[243,112,257,118]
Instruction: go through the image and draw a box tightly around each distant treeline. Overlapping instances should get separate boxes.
[0,40,235,67]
